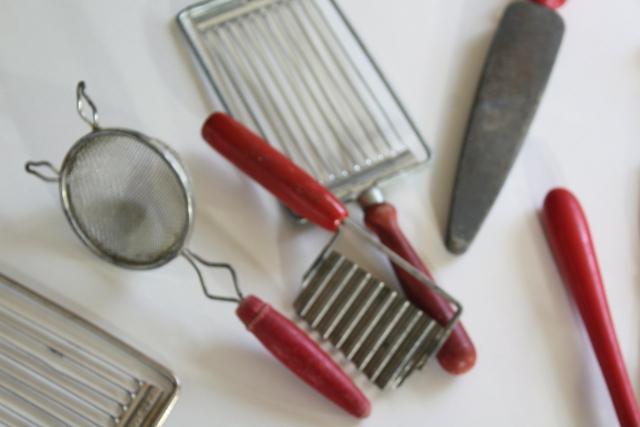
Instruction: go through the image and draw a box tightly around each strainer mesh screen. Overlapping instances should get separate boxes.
[63,133,189,266]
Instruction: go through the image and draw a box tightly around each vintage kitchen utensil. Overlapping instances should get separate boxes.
[0,271,178,426]
[446,0,566,254]
[25,82,370,418]
[542,188,640,427]
[296,239,449,389]
[177,0,476,374]
[202,112,463,388]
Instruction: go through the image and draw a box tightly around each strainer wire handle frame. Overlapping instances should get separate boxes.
[182,249,243,303]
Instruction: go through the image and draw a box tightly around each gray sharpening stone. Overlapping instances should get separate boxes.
[446,1,564,254]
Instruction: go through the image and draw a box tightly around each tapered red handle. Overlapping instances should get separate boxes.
[542,188,640,427]
[237,295,370,418]
[363,202,476,374]
[202,113,347,231]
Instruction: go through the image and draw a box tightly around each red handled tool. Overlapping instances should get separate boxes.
[543,188,640,427]
[204,113,474,374]
[202,112,348,231]
[236,295,370,418]
[202,112,464,370]
[359,191,476,374]
[178,0,476,374]
[210,116,476,374]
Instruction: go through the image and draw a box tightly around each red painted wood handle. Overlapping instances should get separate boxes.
[236,295,370,418]
[202,113,347,231]
[363,203,476,375]
[542,188,640,427]
[529,0,566,10]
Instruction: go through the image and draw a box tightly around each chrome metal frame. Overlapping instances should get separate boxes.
[0,272,179,426]
[58,128,194,270]
[297,232,458,388]
[176,0,432,201]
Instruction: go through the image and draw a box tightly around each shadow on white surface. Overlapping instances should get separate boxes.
[184,151,286,291]
[189,341,363,425]
[523,210,603,427]
[0,205,129,306]
[0,0,135,144]
[142,0,212,117]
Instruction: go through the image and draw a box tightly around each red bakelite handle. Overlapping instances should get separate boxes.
[529,0,566,10]
[363,202,476,375]
[236,295,370,418]
[202,113,348,231]
[542,188,640,427]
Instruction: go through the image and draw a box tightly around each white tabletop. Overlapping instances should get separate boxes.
[1,0,638,426]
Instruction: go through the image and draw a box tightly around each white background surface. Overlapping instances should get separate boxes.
[1,0,639,426]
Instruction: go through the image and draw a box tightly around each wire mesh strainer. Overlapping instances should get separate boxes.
[26,82,192,270]
[25,81,370,418]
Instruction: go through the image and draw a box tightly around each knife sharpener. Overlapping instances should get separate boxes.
[446,0,565,254]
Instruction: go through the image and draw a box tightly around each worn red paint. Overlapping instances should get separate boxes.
[237,295,371,418]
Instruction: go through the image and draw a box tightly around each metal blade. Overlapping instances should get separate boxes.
[294,249,445,389]
[446,1,564,254]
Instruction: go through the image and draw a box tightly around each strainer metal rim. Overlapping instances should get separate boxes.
[58,127,195,270]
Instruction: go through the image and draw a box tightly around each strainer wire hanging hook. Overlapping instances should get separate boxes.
[25,80,99,182]
[25,161,60,182]
[76,80,100,130]
[181,249,243,303]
